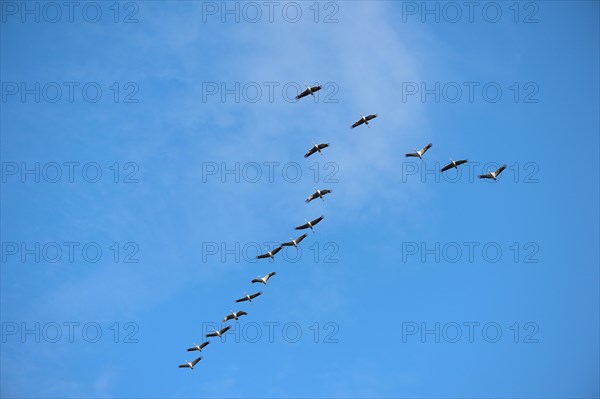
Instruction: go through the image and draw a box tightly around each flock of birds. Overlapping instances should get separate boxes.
[406,142,507,179]
[178,84,507,370]
[299,86,508,180]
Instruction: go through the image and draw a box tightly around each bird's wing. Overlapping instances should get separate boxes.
[191,357,202,366]
[200,341,210,349]
[295,222,309,230]
[306,193,318,203]
[317,143,329,150]
[281,240,294,247]
[455,160,467,166]
[366,114,378,121]
[440,162,453,172]
[295,88,310,99]
[186,347,198,352]
[271,246,282,255]
[206,332,217,337]
[296,233,307,243]
[250,292,262,299]
[321,189,332,195]
[251,278,262,284]
[179,364,190,368]
[266,271,276,280]
[496,164,507,175]
[311,215,324,224]
[221,326,231,334]
[235,297,248,303]
[304,147,317,158]
[238,311,248,316]
[256,252,270,259]
[311,85,322,92]
[405,152,419,157]
[351,119,364,128]
[421,143,432,154]
[223,314,234,321]
[479,173,493,179]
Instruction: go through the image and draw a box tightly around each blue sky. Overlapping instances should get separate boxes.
[1,1,598,397]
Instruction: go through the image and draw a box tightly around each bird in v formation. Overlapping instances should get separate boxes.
[181,94,509,370]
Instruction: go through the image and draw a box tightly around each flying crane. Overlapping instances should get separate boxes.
[440,159,468,173]
[351,113,378,128]
[305,188,332,203]
[296,84,322,100]
[252,272,277,285]
[304,143,330,158]
[178,357,202,369]
[186,341,210,352]
[479,164,507,180]
[235,292,263,303]
[281,233,307,247]
[405,143,433,159]
[295,215,324,232]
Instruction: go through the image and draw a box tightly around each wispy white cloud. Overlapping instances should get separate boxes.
[3,2,434,397]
